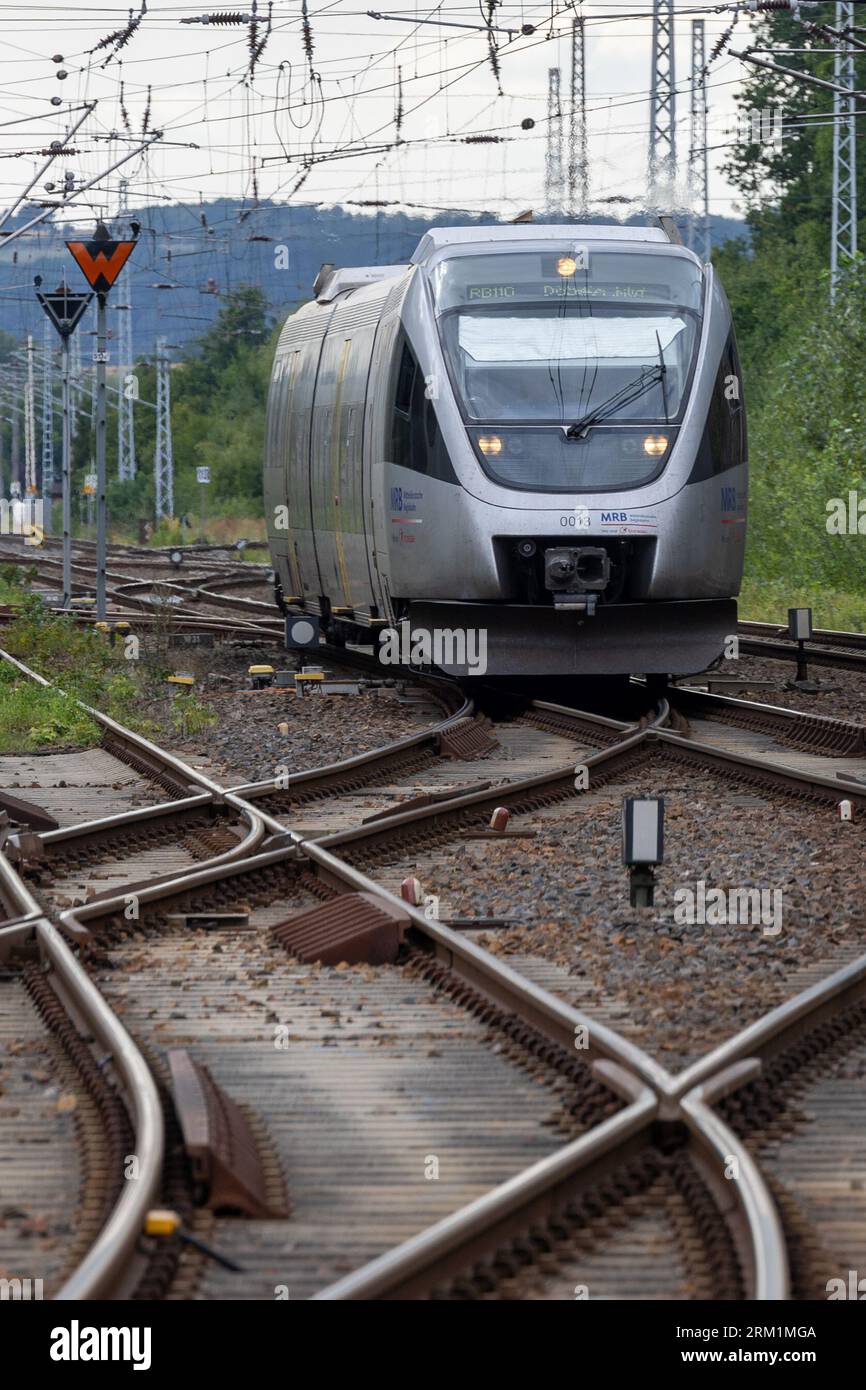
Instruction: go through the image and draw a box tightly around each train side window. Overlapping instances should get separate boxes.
[391,342,416,470]
[394,343,416,416]
[390,338,459,484]
[728,334,747,460]
[686,333,746,485]
[706,335,743,474]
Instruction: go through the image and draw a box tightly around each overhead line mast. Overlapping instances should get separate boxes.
[116,179,137,481]
[831,0,858,298]
[41,318,55,512]
[545,67,565,212]
[568,14,589,216]
[688,18,711,261]
[154,336,175,523]
[648,0,677,207]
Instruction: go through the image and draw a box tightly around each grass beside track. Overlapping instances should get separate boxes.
[0,594,215,753]
[739,577,865,633]
[0,665,100,751]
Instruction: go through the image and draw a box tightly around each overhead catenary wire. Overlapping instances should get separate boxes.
[0,0,848,322]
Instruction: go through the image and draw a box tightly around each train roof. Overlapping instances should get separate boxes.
[410,223,672,262]
[313,263,409,303]
[311,221,688,303]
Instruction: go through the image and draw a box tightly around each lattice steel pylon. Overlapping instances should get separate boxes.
[831,0,857,300]
[545,67,565,212]
[24,335,37,495]
[115,179,137,480]
[648,0,677,206]
[687,19,711,261]
[41,318,54,493]
[154,337,174,522]
[567,15,589,216]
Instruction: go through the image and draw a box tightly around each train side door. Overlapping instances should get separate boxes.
[311,304,384,618]
[288,320,330,604]
[264,349,305,600]
[364,283,412,618]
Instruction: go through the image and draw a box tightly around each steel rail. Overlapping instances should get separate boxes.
[0,554,282,633]
[55,820,675,1095]
[231,693,639,805]
[40,782,783,1302]
[0,844,44,923]
[305,717,667,856]
[673,681,865,728]
[314,1064,658,1300]
[738,619,866,653]
[679,1065,789,1302]
[39,792,212,846]
[0,916,164,1301]
[531,696,634,734]
[669,683,866,755]
[737,635,866,674]
[1,646,271,870]
[652,726,866,806]
[1,645,227,800]
[38,793,267,875]
[228,693,472,799]
[3,644,808,1302]
[673,949,866,1102]
[191,586,279,614]
[0,607,283,639]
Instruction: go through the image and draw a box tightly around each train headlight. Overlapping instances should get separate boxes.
[643,434,668,457]
[556,256,578,277]
[478,434,503,456]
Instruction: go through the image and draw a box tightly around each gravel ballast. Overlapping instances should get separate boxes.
[386,761,866,1069]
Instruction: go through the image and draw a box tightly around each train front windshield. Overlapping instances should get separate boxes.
[433,248,704,491]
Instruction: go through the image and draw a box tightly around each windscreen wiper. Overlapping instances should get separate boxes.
[565,364,664,439]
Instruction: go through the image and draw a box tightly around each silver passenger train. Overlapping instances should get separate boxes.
[264,223,747,676]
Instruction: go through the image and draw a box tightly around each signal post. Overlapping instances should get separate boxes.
[35,279,92,606]
[65,225,137,619]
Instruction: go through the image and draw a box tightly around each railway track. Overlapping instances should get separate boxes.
[668,684,866,758]
[1,670,652,1296]
[736,621,866,675]
[2,604,866,1302]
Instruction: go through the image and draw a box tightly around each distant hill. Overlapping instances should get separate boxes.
[0,202,748,359]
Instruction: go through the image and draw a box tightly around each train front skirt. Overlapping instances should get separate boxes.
[404,599,737,677]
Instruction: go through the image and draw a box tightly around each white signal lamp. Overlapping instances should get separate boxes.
[622,796,665,906]
[788,607,813,682]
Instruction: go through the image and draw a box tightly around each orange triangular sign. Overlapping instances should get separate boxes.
[66,239,136,294]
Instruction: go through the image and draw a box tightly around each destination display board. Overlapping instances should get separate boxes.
[433,252,703,314]
[464,280,671,303]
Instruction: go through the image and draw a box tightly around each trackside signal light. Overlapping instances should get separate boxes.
[788,607,812,642]
[643,434,668,457]
[478,435,503,456]
[622,796,665,907]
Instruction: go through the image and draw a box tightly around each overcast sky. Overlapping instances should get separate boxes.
[0,2,754,230]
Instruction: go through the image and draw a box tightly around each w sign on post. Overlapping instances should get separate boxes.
[65,224,138,623]
[65,237,136,294]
